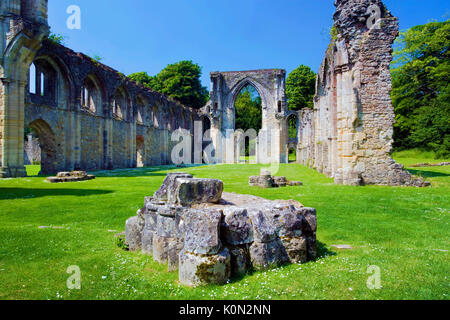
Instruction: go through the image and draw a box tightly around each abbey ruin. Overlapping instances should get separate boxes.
[0,0,426,186]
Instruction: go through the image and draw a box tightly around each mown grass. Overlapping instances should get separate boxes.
[0,152,449,300]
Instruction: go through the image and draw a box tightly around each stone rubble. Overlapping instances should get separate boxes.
[46,171,95,183]
[125,173,317,286]
[249,169,303,188]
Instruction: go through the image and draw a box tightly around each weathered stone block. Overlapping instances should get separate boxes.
[144,210,158,232]
[273,176,288,187]
[249,239,289,270]
[298,207,317,236]
[175,178,223,206]
[183,209,222,255]
[179,248,231,286]
[141,229,154,255]
[280,236,308,264]
[226,245,250,277]
[167,241,184,272]
[221,207,253,245]
[265,205,304,238]
[153,173,193,201]
[157,214,177,238]
[125,216,143,252]
[306,233,318,261]
[248,210,277,243]
[153,234,176,264]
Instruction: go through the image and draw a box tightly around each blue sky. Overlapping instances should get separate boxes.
[48,0,449,89]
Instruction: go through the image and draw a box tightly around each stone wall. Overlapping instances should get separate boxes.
[0,0,200,176]
[298,0,428,186]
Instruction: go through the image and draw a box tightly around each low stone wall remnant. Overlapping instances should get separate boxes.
[46,171,95,183]
[249,169,303,188]
[125,173,317,286]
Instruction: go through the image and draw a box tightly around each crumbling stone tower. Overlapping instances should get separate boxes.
[0,0,49,177]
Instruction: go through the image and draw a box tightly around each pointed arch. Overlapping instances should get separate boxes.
[27,119,64,175]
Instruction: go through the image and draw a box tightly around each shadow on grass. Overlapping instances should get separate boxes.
[0,188,113,200]
[407,169,450,178]
[92,164,210,178]
[317,240,337,258]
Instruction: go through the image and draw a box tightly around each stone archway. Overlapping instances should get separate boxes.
[27,119,62,175]
[204,69,289,164]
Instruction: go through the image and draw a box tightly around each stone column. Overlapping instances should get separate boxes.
[0,78,28,177]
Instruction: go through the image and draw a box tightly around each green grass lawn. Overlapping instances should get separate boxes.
[0,152,449,300]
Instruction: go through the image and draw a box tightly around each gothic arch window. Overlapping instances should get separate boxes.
[112,87,130,121]
[81,75,102,115]
[153,105,159,128]
[28,57,71,109]
[136,96,147,125]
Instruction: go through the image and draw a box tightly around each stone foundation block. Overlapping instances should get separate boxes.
[249,239,289,270]
[175,178,224,206]
[226,245,250,277]
[280,236,308,264]
[221,207,253,245]
[153,173,193,201]
[248,210,277,243]
[179,248,231,286]
[141,229,154,255]
[125,216,143,252]
[183,209,222,255]
[157,214,177,238]
[167,241,185,272]
[153,235,176,264]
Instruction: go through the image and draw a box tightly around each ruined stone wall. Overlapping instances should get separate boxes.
[203,69,289,164]
[298,0,427,186]
[0,0,200,177]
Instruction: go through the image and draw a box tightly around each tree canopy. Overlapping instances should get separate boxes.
[286,65,316,110]
[128,61,209,109]
[391,20,449,157]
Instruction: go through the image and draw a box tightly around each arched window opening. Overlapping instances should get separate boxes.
[234,84,262,160]
[136,96,147,125]
[113,87,129,121]
[234,84,262,133]
[28,60,57,102]
[81,76,101,114]
[29,63,37,94]
[153,105,159,128]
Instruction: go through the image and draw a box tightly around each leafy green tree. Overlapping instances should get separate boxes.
[128,72,156,88]
[286,65,316,110]
[129,61,208,109]
[391,20,450,157]
[234,85,262,132]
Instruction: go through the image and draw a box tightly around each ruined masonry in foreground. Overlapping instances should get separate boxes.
[125,173,317,286]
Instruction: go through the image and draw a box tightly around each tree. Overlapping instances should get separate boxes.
[129,61,208,109]
[234,85,262,133]
[391,20,450,157]
[286,65,316,110]
[128,72,156,88]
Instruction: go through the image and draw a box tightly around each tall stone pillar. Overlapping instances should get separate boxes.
[0,0,49,177]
